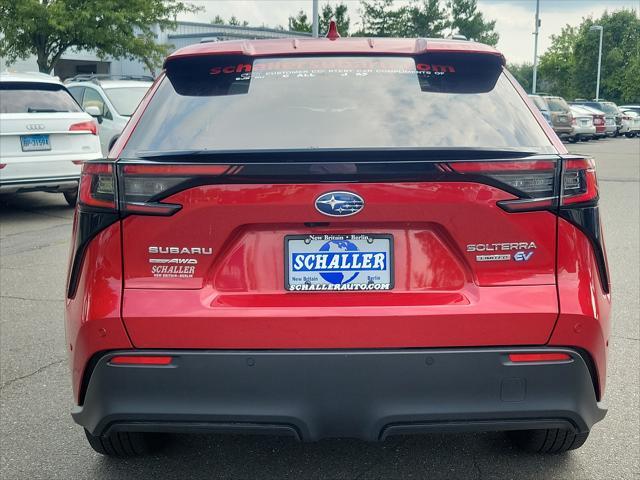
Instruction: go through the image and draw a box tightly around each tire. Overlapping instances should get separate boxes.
[63,189,78,207]
[84,429,164,457]
[568,137,578,143]
[507,428,589,454]
[625,132,635,138]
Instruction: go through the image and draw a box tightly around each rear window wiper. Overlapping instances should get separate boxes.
[27,107,69,113]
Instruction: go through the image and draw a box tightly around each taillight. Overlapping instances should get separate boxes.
[449,159,559,212]
[69,120,98,135]
[0,163,6,169]
[561,158,598,206]
[118,163,232,215]
[448,156,598,212]
[571,117,577,125]
[78,163,116,210]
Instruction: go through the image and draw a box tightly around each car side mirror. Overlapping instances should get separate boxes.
[85,105,103,123]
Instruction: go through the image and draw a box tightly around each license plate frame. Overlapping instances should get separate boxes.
[285,233,394,292]
[20,134,51,152]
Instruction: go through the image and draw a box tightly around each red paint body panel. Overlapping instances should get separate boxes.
[122,285,558,349]
[548,218,611,399]
[65,221,132,403]
[165,37,504,64]
[122,182,557,290]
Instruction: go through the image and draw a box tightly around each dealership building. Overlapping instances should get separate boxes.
[1,22,310,80]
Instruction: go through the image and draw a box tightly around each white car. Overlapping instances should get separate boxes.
[621,110,640,138]
[0,72,102,206]
[65,75,153,156]
[569,106,596,142]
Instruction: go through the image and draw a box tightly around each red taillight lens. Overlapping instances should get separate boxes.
[69,120,98,135]
[508,352,571,363]
[571,117,577,125]
[110,356,173,365]
[561,158,598,205]
[449,160,558,211]
[0,163,6,169]
[448,157,598,211]
[78,162,116,210]
[119,163,234,215]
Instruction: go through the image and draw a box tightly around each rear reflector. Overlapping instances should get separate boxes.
[69,120,98,136]
[110,356,173,365]
[508,353,571,363]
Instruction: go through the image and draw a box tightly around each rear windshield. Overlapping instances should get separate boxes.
[104,86,150,116]
[544,97,570,112]
[122,55,555,157]
[529,95,548,111]
[0,82,82,113]
[600,102,619,114]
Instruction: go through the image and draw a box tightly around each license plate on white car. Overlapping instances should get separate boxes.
[20,134,50,152]
[285,234,393,292]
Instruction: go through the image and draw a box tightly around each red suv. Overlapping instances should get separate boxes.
[65,35,610,457]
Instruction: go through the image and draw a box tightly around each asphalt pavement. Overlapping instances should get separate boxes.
[1,137,638,479]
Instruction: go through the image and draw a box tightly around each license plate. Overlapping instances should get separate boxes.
[285,233,393,292]
[558,115,567,122]
[20,134,50,152]
[581,120,590,126]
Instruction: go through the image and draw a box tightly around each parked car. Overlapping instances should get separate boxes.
[66,75,153,156]
[618,104,640,116]
[620,110,640,138]
[569,106,596,142]
[0,72,101,206]
[66,35,610,457]
[528,94,552,125]
[572,100,618,136]
[574,105,607,139]
[542,95,573,138]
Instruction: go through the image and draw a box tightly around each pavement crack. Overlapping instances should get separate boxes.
[1,358,65,390]
[611,334,640,341]
[0,295,63,302]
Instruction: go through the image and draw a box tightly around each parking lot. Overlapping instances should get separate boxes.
[1,137,638,479]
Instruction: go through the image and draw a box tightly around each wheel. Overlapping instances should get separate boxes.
[84,429,165,457]
[63,189,78,207]
[507,428,589,454]
[625,132,635,138]
[568,137,578,143]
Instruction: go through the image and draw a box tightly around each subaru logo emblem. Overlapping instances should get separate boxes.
[315,191,364,217]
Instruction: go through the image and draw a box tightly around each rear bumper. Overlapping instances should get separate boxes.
[73,348,606,441]
[0,175,79,193]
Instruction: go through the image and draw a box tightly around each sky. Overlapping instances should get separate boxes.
[180,0,638,64]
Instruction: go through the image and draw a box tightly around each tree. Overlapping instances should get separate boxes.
[211,15,225,25]
[319,3,350,36]
[0,0,199,74]
[228,15,249,27]
[289,10,312,33]
[447,0,499,45]
[359,0,405,37]
[508,62,534,93]
[538,9,639,103]
[406,0,448,38]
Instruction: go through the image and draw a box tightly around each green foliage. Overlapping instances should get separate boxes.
[357,0,492,41]
[447,0,498,45]
[508,62,534,93]
[538,9,639,104]
[0,0,199,74]
[319,3,350,36]
[288,10,312,33]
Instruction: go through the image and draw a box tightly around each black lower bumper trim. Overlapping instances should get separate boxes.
[73,348,606,441]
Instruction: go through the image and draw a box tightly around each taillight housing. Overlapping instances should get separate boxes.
[78,163,116,210]
[448,156,598,212]
[69,120,98,136]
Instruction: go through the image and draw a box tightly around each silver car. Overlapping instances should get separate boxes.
[66,75,153,156]
[569,106,596,142]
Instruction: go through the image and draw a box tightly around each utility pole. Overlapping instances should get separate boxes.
[312,0,319,37]
[532,0,540,94]
[590,25,603,101]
